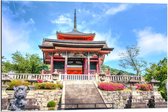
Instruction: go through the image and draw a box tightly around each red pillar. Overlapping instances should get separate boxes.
[83,58,85,74]
[98,57,101,74]
[88,52,90,77]
[84,58,87,74]
[96,60,99,74]
[50,55,54,74]
[64,52,68,74]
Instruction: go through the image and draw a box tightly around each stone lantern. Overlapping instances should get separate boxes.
[129,76,140,88]
[149,77,160,94]
[149,77,162,100]
[149,77,160,87]
[99,73,106,82]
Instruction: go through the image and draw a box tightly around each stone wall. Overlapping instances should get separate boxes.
[3,89,62,111]
[33,90,62,110]
[99,90,130,109]
[98,89,166,109]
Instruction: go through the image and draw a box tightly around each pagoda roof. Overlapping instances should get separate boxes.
[43,38,106,44]
[57,30,95,36]
[57,30,95,41]
[39,38,113,52]
[150,78,160,83]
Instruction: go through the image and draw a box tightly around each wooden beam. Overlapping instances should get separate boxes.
[55,47,101,52]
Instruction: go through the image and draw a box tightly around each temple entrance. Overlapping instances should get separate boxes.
[67,58,83,74]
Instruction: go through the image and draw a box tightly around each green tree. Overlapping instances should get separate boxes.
[2,61,14,73]
[2,51,48,74]
[145,58,167,101]
[11,51,28,73]
[119,45,147,76]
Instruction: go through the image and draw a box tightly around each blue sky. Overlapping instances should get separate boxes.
[2,1,167,74]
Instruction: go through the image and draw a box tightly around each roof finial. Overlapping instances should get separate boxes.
[74,9,77,31]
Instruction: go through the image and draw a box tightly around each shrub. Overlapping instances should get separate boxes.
[7,80,30,90]
[35,82,57,89]
[98,82,125,91]
[45,82,57,89]
[35,82,63,90]
[47,100,56,107]
[135,84,153,91]
[35,83,45,89]
[56,83,63,89]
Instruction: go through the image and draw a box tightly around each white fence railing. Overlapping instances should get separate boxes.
[2,73,141,82]
[104,75,141,82]
[60,74,96,80]
[2,73,54,81]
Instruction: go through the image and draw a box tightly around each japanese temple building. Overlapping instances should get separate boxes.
[39,10,113,75]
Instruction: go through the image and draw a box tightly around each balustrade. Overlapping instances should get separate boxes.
[103,75,141,83]
[60,74,96,80]
[2,73,52,81]
[2,73,141,82]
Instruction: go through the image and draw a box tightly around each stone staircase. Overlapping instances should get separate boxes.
[63,81,107,109]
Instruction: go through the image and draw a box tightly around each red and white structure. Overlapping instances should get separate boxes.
[39,10,113,75]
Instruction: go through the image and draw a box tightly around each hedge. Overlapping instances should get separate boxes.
[35,82,63,90]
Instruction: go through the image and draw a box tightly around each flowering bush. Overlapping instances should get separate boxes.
[98,82,125,91]
[135,84,153,91]
[37,79,43,83]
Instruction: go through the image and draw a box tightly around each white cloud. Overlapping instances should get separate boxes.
[2,17,31,55]
[28,18,35,25]
[45,34,57,39]
[78,9,91,14]
[135,27,167,56]
[92,30,124,61]
[51,15,72,25]
[50,14,74,33]
[105,4,129,15]
[105,47,125,62]
[2,6,36,59]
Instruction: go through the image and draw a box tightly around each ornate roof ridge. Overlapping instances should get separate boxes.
[44,38,106,44]
[56,31,95,36]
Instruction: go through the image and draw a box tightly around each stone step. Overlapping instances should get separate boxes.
[155,105,167,108]
[64,81,106,109]
[132,104,147,108]
[131,101,167,108]
[155,102,167,108]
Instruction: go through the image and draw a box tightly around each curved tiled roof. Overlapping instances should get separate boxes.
[43,38,106,44]
[57,30,95,36]
[39,38,113,51]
